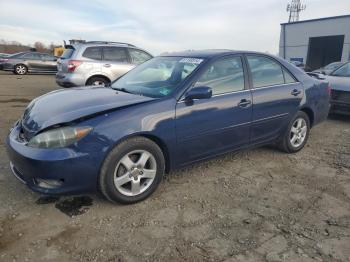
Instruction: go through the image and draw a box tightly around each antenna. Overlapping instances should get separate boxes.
[287,0,306,23]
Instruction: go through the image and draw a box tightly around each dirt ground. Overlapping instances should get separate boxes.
[0,71,350,262]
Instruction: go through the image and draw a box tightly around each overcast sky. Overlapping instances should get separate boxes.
[0,0,349,55]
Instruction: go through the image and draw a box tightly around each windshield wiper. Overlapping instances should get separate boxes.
[111,87,136,95]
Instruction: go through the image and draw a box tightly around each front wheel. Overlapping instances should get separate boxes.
[99,137,165,204]
[278,111,310,153]
[86,76,110,86]
[14,64,28,75]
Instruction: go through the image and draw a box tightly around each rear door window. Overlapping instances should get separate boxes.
[40,54,55,61]
[129,49,152,64]
[103,47,128,62]
[247,56,285,88]
[22,53,41,60]
[82,47,102,60]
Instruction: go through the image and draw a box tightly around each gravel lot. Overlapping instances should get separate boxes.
[0,71,350,262]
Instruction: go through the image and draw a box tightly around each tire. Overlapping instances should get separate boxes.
[278,111,310,153]
[99,137,165,204]
[14,64,28,75]
[86,76,110,86]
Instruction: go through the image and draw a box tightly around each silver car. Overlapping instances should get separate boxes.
[312,61,345,75]
[1,52,57,74]
[325,62,350,115]
[56,41,153,87]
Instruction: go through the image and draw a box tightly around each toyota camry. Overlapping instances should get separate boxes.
[6,50,330,204]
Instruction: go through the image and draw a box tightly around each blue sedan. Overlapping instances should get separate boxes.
[6,50,330,204]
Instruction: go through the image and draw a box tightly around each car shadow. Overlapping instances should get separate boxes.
[328,114,350,122]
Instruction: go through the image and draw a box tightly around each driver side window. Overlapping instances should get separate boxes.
[194,56,245,95]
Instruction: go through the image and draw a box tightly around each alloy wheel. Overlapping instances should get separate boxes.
[113,150,157,197]
[16,65,27,75]
[290,118,307,148]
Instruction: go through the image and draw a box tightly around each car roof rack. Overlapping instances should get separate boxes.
[84,41,136,47]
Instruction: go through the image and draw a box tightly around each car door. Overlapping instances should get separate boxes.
[102,47,134,81]
[246,55,303,144]
[175,55,252,165]
[81,46,103,75]
[21,53,41,71]
[40,54,57,71]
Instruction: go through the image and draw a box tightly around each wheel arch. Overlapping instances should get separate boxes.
[136,133,171,173]
[300,107,314,127]
[103,132,171,174]
[14,63,28,72]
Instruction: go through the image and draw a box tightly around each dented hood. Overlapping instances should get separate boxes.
[22,86,155,134]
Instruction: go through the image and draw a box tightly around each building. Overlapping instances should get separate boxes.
[279,15,350,70]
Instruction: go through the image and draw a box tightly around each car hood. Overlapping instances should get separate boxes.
[22,86,155,134]
[325,75,350,92]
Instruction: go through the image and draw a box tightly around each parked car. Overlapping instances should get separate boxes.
[313,61,345,75]
[6,50,330,204]
[290,61,311,72]
[0,53,11,69]
[0,51,58,74]
[56,41,153,87]
[325,62,350,115]
[0,53,10,58]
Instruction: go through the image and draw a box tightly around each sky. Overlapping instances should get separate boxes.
[0,0,349,55]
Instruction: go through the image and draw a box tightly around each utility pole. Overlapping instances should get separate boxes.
[287,0,306,23]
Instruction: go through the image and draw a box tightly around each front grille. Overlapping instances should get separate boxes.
[331,90,350,102]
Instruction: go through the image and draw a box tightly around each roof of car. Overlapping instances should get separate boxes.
[159,49,266,59]
[67,41,151,55]
[70,41,137,49]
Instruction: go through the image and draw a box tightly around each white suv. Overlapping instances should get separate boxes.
[56,41,152,87]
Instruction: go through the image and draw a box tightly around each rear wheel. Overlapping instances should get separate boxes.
[86,76,110,86]
[14,64,28,75]
[99,137,165,204]
[278,111,310,153]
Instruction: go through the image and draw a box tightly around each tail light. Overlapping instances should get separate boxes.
[0,58,8,62]
[67,60,82,72]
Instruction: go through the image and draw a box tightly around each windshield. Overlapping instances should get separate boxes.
[111,56,203,98]
[332,62,350,77]
[325,62,342,70]
[8,52,26,58]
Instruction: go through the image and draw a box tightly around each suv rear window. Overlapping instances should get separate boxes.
[103,47,128,62]
[82,47,102,60]
[61,48,75,59]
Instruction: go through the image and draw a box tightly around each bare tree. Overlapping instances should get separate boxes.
[34,41,46,52]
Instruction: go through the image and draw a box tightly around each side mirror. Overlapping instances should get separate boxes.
[185,86,212,100]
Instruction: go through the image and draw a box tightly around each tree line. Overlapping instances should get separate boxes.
[0,39,58,54]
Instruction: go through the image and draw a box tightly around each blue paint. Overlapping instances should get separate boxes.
[6,50,330,195]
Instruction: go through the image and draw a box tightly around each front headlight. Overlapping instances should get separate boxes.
[27,126,92,148]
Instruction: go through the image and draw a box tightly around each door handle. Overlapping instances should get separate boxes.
[103,64,111,68]
[291,89,301,96]
[238,99,251,108]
